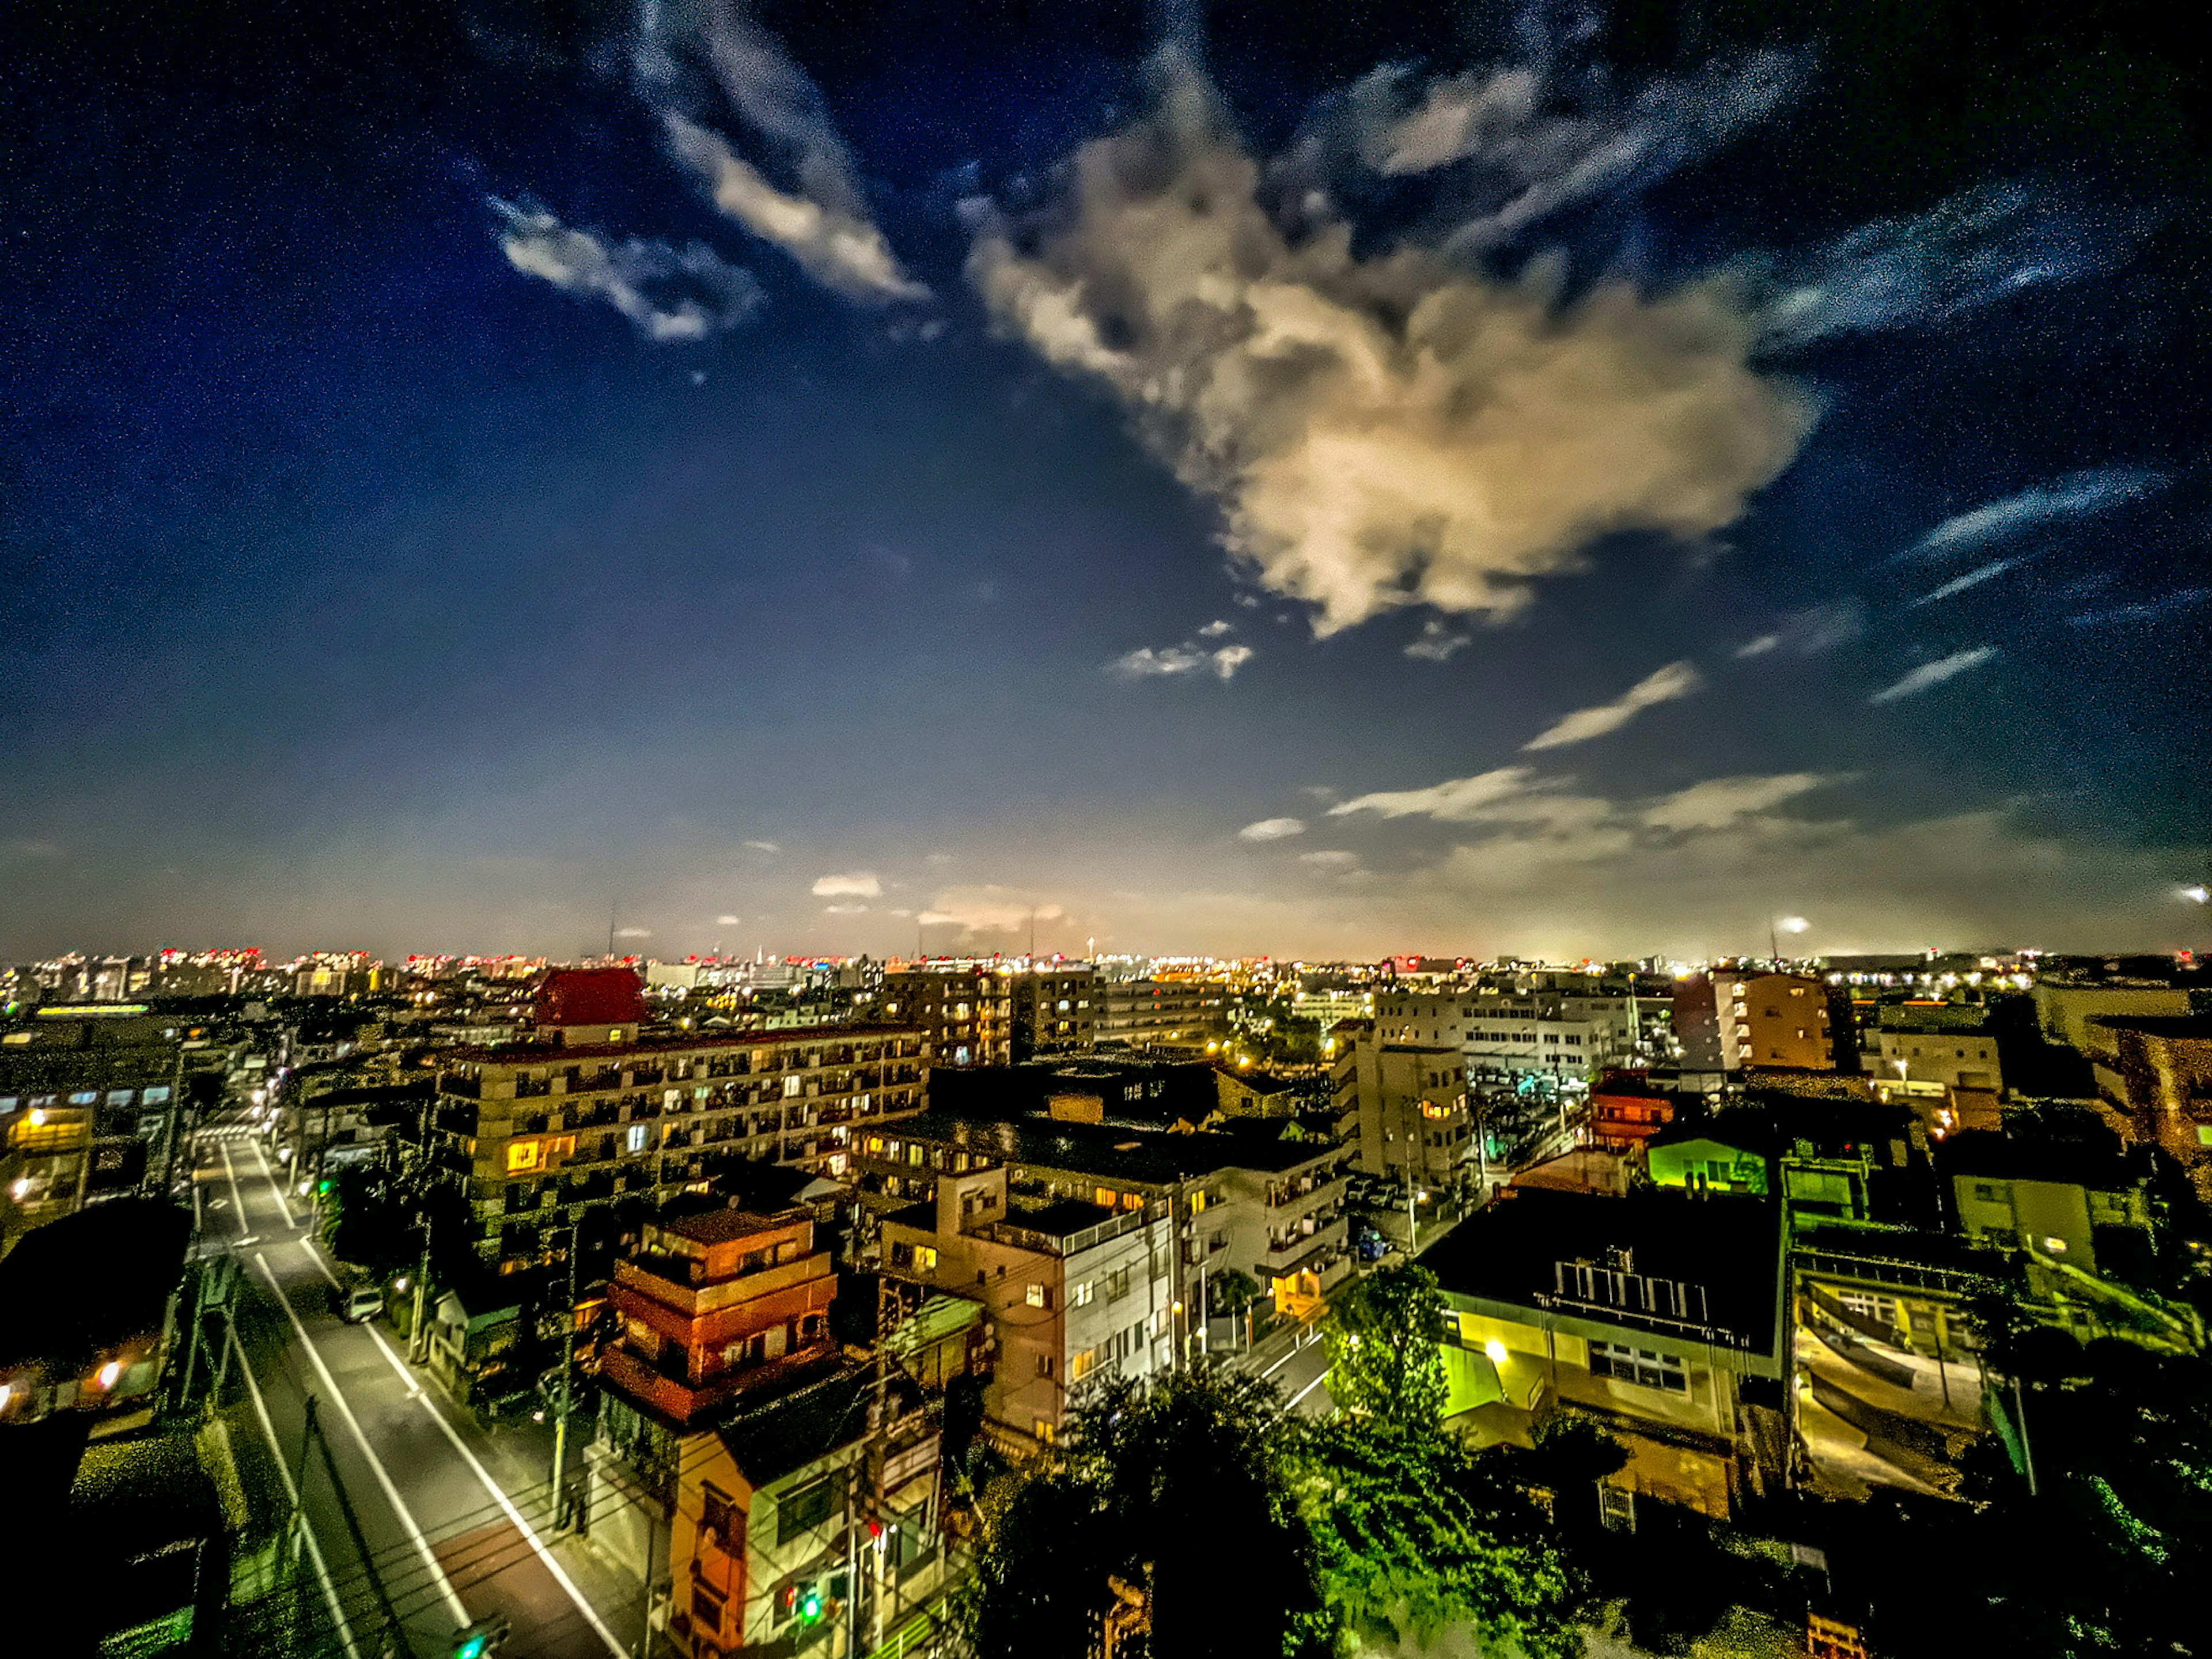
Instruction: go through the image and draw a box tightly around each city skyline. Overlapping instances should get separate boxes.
[6,1,2207,963]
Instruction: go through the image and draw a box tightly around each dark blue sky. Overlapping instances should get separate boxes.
[3,0,2207,962]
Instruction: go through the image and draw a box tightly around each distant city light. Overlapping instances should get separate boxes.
[1779,916,1811,934]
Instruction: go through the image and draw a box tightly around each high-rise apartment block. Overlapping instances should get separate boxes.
[878,968,1013,1067]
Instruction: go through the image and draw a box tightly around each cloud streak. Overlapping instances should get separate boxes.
[491,199,760,340]
[1522,660,1702,751]
[1238,817,1305,842]
[971,54,1814,637]
[1910,558,2018,606]
[640,1,925,303]
[811,872,881,897]
[1903,467,2164,563]
[1869,647,1998,704]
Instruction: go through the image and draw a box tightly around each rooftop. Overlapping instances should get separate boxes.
[1421,1186,1786,1359]
[1936,1129,2142,1192]
[440,1020,920,1065]
[655,1204,809,1247]
[889,1106,1341,1181]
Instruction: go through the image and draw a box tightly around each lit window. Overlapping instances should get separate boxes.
[916,1245,938,1271]
[1071,1280,1095,1306]
[627,1123,648,1153]
[507,1142,540,1174]
[1025,1283,1050,1309]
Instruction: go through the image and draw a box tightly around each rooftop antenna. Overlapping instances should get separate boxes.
[1029,906,1037,961]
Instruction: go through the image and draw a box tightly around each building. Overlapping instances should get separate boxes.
[1588,1071,1676,1150]
[2088,1014,2212,1196]
[1092,980,1226,1049]
[1939,1131,2153,1276]
[1374,988,1641,1085]
[1423,1187,1791,1518]
[1010,966,1097,1058]
[431,1023,926,1275]
[2032,978,2193,1064]
[878,968,1013,1067]
[599,1205,840,1429]
[881,1162,1175,1447]
[1868,1016,2004,1138]
[1646,1099,1916,1225]
[1344,1030,1480,1191]
[1713,973,1835,1071]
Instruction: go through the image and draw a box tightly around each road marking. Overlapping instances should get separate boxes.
[1288,1368,1332,1411]
[252,1252,472,1628]
[220,1141,252,1229]
[229,1321,364,1659]
[249,1137,300,1230]
[363,1324,628,1657]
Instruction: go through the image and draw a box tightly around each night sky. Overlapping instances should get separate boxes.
[4,0,2208,963]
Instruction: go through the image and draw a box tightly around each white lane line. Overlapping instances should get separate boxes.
[252,1252,471,1628]
[229,1323,363,1659]
[362,1324,627,1657]
[250,1137,300,1230]
[221,1141,252,1227]
[1287,1368,1332,1411]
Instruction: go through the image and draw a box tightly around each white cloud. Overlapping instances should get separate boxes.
[1238,817,1306,842]
[918,888,1066,938]
[1328,767,1535,823]
[1109,642,1255,681]
[614,926,653,938]
[1197,619,1234,638]
[1300,850,1362,869]
[1911,558,2018,607]
[1734,600,1863,659]
[824,903,869,915]
[1404,619,1471,662]
[744,839,781,853]
[1869,647,1998,704]
[1522,660,1702,751]
[970,54,1813,635]
[811,872,881,897]
[1642,773,1834,832]
[1903,467,2163,563]
[491,199,760,340]
[715,914,740,925]
[663,116,926,304]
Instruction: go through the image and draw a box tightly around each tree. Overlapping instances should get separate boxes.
[953,1369,1328,1659]
[1286,1417,1582,1659]
[1323,1260,1447,1429]
[1207,1267,1260,1322]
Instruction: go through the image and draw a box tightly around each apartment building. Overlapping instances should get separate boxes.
[433,1025,926,1274]
[1374,988,1641,1084]
[1010,966,1097,1057]
[879,968,1013,1067]
[881,1162,1176,1446]
[1344,1030,1478,1190]
[599,1205,840,1429]
[1092,980,1226,1048]
[1714,973,1835,1071]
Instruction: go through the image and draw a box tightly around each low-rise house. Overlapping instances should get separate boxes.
[1422,1187,1790,1518]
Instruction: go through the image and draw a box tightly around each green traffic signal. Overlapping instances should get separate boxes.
[317,1179,334,1195]
[799,1588,823,1623]
[453,1636,489,1659]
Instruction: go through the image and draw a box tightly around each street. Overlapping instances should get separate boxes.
[194,1112,641,1659]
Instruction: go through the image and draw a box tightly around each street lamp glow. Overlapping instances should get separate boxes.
[1484,1339,1509,1365]
[1779,916,1810,934]
[2184,885,2210,904]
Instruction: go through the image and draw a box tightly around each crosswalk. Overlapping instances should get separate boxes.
[198,1119,267,1143]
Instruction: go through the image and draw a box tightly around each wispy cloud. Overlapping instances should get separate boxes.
[1763,179,2153,347]
[1238,817,1306,842]
[1905,467,2164,562]
[1910,558,2019,607]
[1404,619,1471,662]
[970,53,1812,636]
[491,199,760,340]
[812,872,881,897]
[715,914,741,925]
[1328,767,1535,823]
[1869,646,1998,704]
[663,116,925,303]
[1523,661,1701,751]
[614,925,654,939]
[1349,50,1807,252]
[641,2,925,304]
[744,839,781,853]
[1642,773,1834,832]
[1300,849,1362,870]
[1109,641,1255,681]
[2066,586,2210,630]
[1197,619,1234,638]
[823,903,869,915]
[1734,600,1863,659]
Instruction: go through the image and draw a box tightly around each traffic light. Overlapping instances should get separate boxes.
[781,1581,826,1625]
[450,1615,510,1659]
[317,1178,334,1196]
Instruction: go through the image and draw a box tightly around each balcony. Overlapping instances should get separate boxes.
[438,1073,482,1099]
[514,1075,552,1098]
[1266,1172,1349,1212]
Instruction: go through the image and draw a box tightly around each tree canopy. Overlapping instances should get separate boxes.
[1323,1259,1448,1429]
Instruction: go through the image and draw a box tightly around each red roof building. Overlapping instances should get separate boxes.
[535,968,647,1040]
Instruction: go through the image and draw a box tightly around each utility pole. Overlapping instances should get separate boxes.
[552,1218,582,1529]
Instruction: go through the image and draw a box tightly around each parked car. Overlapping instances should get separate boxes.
[340,1285,385,1323]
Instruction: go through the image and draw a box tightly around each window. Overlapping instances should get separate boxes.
[507,1141,541,1174]
[777,1476,836,1545]
[783,1075,802,1098]
[915,1245,938,1271]
[1071,1280,1095,1307]
[1025,1283,1052,1309]
[626,1123,648,1153]
[1588,1342,1687,1394]
[1106,1267,1132,1302]
[1033,1418,1056,1444]
[1070,1347,1100,1382]
[691,1586,725,1632]
[700,1483,738,1550]
[1036,1354,1056,1379]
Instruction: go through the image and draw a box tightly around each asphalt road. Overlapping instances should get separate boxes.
[1251,1321,1336,1417]
[194,1112,641,1659]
